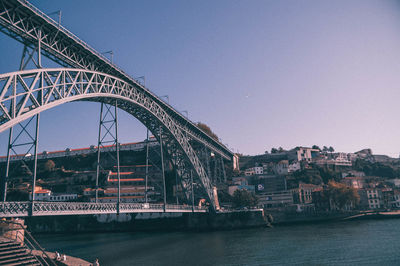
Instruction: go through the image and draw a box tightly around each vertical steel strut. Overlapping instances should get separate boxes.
[94,101,120,212]
[95,103,103,203]
[160,126,166,211]
[191,170,194,212]
[145,129,149,203]
[115,100,121,214]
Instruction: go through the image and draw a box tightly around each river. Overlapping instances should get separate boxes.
[35,219,400,265]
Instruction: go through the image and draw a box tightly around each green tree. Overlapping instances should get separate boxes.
[232,189,258,208]
[312,145,321,150]
[44,160,56,172]
[271,148,278,154]
[328,146,335,153]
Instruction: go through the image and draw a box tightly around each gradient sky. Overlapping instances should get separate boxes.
[1,0,400,156]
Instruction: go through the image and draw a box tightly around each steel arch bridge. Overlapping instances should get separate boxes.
[0,67,219,207]
[0,0,234,216]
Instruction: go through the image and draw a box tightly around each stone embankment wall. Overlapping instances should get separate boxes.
[24,210,269,233]
[0,218,25,243]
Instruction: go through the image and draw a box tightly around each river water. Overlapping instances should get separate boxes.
[36,219,400,265]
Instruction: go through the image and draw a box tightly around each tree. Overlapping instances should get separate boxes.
[312,145,321,150]
[271,148,278,154]
[328,146,335,153]
[196,122,219,141]
[321,181,359,211]
[278,147,284,152]
[322,146,329,152]
[232,189,258,208]
[44,160,56,172]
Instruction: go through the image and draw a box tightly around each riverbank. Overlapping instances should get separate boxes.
[32,250,91,266]
[267,209,400,225]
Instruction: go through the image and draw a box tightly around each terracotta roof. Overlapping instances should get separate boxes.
[108,178,144,182]
[97,196,144,199]
[34,189,51,194]
[109,172,134,176]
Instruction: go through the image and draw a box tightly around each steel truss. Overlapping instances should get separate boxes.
[95,102,121,208]
[0,0,232,162]
[0,68,218,210]
[1,32,43,205]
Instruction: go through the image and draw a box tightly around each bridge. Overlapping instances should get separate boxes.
[0,0,234,217]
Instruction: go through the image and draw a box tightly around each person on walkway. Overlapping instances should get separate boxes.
[55,251,61,261]
[62,254,67,261]
[94,258,100,266]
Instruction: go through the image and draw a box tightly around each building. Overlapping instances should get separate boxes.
[257,191,293,208]
[332,153,352,166]
[255,175,287,193]
[288,162,301,172]
[91,187,158,203]
[391,190,400,208]
[366,189,381,209]
[228,185,256,196]
[232,177,249,186]
[341,176,366,189]
[288,147,320,163]
[29,187,51,201]
[387,179,400,188]
[0,138,160,163]
[291,183,321,204]
[380,188,393,209]
[29,187,77,201]
[244,166,263,176]
[272,160,289,175]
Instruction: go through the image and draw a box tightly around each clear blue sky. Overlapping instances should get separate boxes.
[1,0,400,156]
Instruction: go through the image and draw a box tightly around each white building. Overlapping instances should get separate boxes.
[30,188,51,201]
[288,147,320,162]
[367,189,381,209]
[387,179,400,188]
[288,162,301,172]
[244,167,263,176]
[332,153,352,166]
[30,187,77,201]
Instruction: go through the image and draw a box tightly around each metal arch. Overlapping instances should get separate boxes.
[0,68,218,210]
[0,0,233,161]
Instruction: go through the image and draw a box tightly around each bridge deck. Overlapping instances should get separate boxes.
[0,202,208,218]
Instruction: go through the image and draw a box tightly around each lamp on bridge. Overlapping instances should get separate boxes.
[46,10,62,27]
[135,76,145,86]
[160,95,169,104]
[101,50,114,64]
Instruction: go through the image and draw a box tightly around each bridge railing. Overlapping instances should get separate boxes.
[0,202,208,217]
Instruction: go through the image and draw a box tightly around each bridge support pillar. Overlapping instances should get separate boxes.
[95,101,121,210]
[160,127,166,212]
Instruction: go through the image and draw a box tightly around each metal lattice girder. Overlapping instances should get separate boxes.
[0,0,233,162]
[0,202,208,217]
[0,68,218,210]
